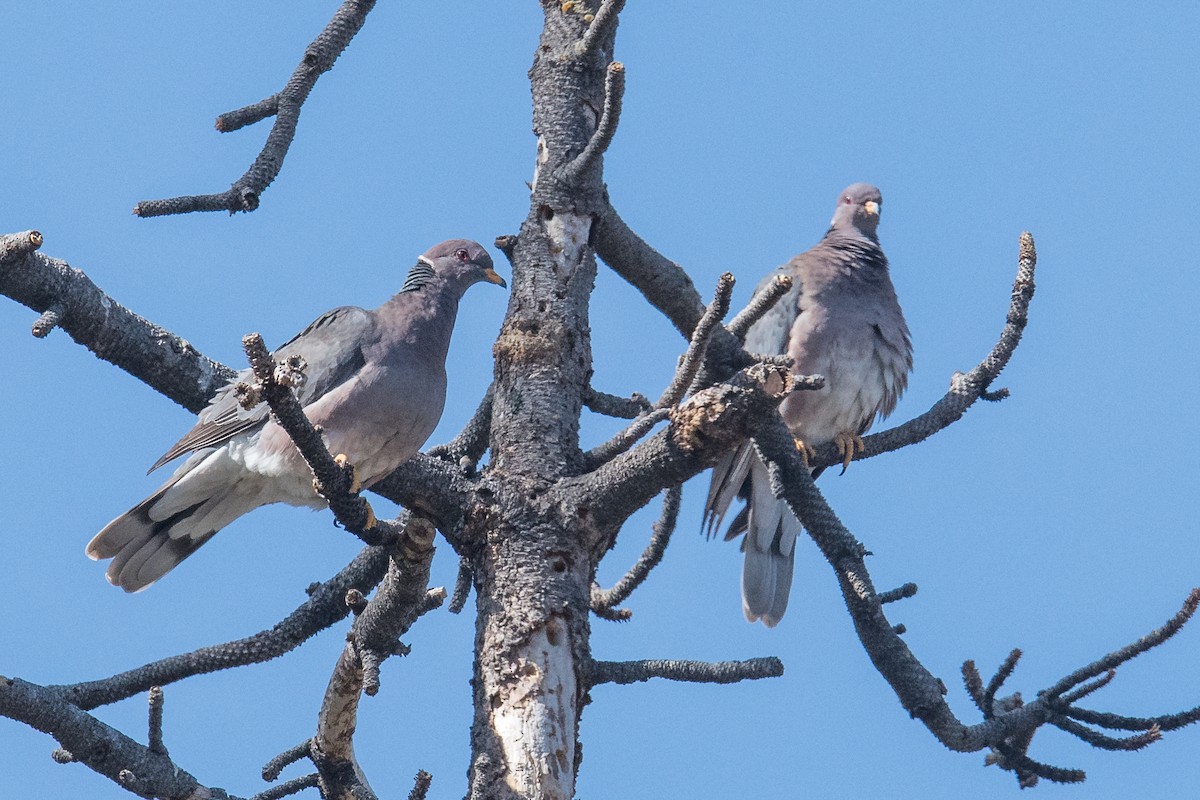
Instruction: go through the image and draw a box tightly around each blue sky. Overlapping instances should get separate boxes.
[3,2,1200,798]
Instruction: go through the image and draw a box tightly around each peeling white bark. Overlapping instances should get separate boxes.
[490,616,577,800]
[544,211,591,281]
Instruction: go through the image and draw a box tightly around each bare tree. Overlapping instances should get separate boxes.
[3,3,1198,798]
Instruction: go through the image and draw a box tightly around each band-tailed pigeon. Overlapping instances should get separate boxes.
[705,184,912,627]
[87,239,506,592]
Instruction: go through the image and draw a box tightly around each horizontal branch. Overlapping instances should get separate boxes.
[582,386,650,419]
[134,0,378,217]
[0,233,236,413]
[590,657,784,687]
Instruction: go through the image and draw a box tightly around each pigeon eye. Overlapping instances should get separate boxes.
[842,196,853,205]
[454,248,469,261]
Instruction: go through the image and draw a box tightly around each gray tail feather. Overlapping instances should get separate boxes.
[86,484,216,593]
[741,533,795,628]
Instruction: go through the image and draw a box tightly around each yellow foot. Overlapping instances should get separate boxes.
[793,437,817,468]
[334,453,361,494]
[362,499,378,531]
[833,431,865,473]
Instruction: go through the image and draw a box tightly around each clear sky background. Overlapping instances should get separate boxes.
[3,2,1199,798]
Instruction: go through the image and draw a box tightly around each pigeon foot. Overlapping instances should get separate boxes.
[833,431,864,474]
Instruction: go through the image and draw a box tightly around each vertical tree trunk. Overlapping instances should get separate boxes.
[467,4,618,798]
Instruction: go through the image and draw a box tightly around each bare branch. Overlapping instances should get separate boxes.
[57,545,389,710]
[1066,704,1200,733]
[726,274,792,341]
[449,556,473,614]
[560,62,625,184]
[0,677,237,799]
[581,407,670,469]
[590,657,784,687]
[0,235,237,413]
[427,384,494,472]
[877,582,918,605]
[983,649,1022,718]
[217,94,280,133]
[146,686,167,756]
[1058,669,1116,706]
[263,740,314,783]
[1046,588,1200,698]
[656,272,734,408]
[242,332,401,546]
[30,302,64,338]
[1050,716,1161,752]
[583,387,651,419]
[591,484,681,613]
[592,203,708,338]
[962,660,986,712]
[0,229,42,263]
[134,0,378,216]
[407,770,433,800]
[810,232,1038,471]
[250,773,320,800]
[575,0,626,57]
[312,517,440,800]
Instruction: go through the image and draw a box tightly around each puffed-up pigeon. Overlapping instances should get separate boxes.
[704,184,912,626]
[87,239,506,591]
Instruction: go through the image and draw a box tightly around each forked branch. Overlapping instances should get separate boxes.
[134,0,378,216]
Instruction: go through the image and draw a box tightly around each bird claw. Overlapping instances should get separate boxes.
[833,431,865,473]
[362,500,378,531]
[793,437,817,468]
[334,453,362,494]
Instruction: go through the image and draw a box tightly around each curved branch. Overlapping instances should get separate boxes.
[810,232,1038,471]
[134,0,378,217]
[56,545,389,710]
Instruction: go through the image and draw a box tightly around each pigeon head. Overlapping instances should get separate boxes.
[829,183,883,240]
[404,239,507,294]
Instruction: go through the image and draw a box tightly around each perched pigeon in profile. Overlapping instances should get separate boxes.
[87,239,506,592]
[704,184,912,626]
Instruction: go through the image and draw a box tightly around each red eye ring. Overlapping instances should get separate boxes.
[455,248,470,261]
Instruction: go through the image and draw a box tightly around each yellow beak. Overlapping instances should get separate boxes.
[863,200,880,216]
[483,268,508,288]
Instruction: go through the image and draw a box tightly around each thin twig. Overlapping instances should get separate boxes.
[583,387,651,419]
[726,274,793,341]
[877,582,918,605]
[1045,588,1200,698]
[407,770,433,800]
[592,485,681,612]
[962,661,985,711]
[448,557,473,614]
[427,385,494,472]
[983,649,1023,717]
[30,302,64,338]
[146,687,167,756]
[134,0,378,216]
[249,773,321,800]
[263,740,313,782]
[1050,716,1161,751]
[581,408,669,468]
[574,0,626,57]
[656,272,735,408]
[560,62,625,183]
[1066,704,1200,733]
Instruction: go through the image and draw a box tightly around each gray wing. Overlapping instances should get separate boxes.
[149,306,374,472]
[702,265,803,535]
